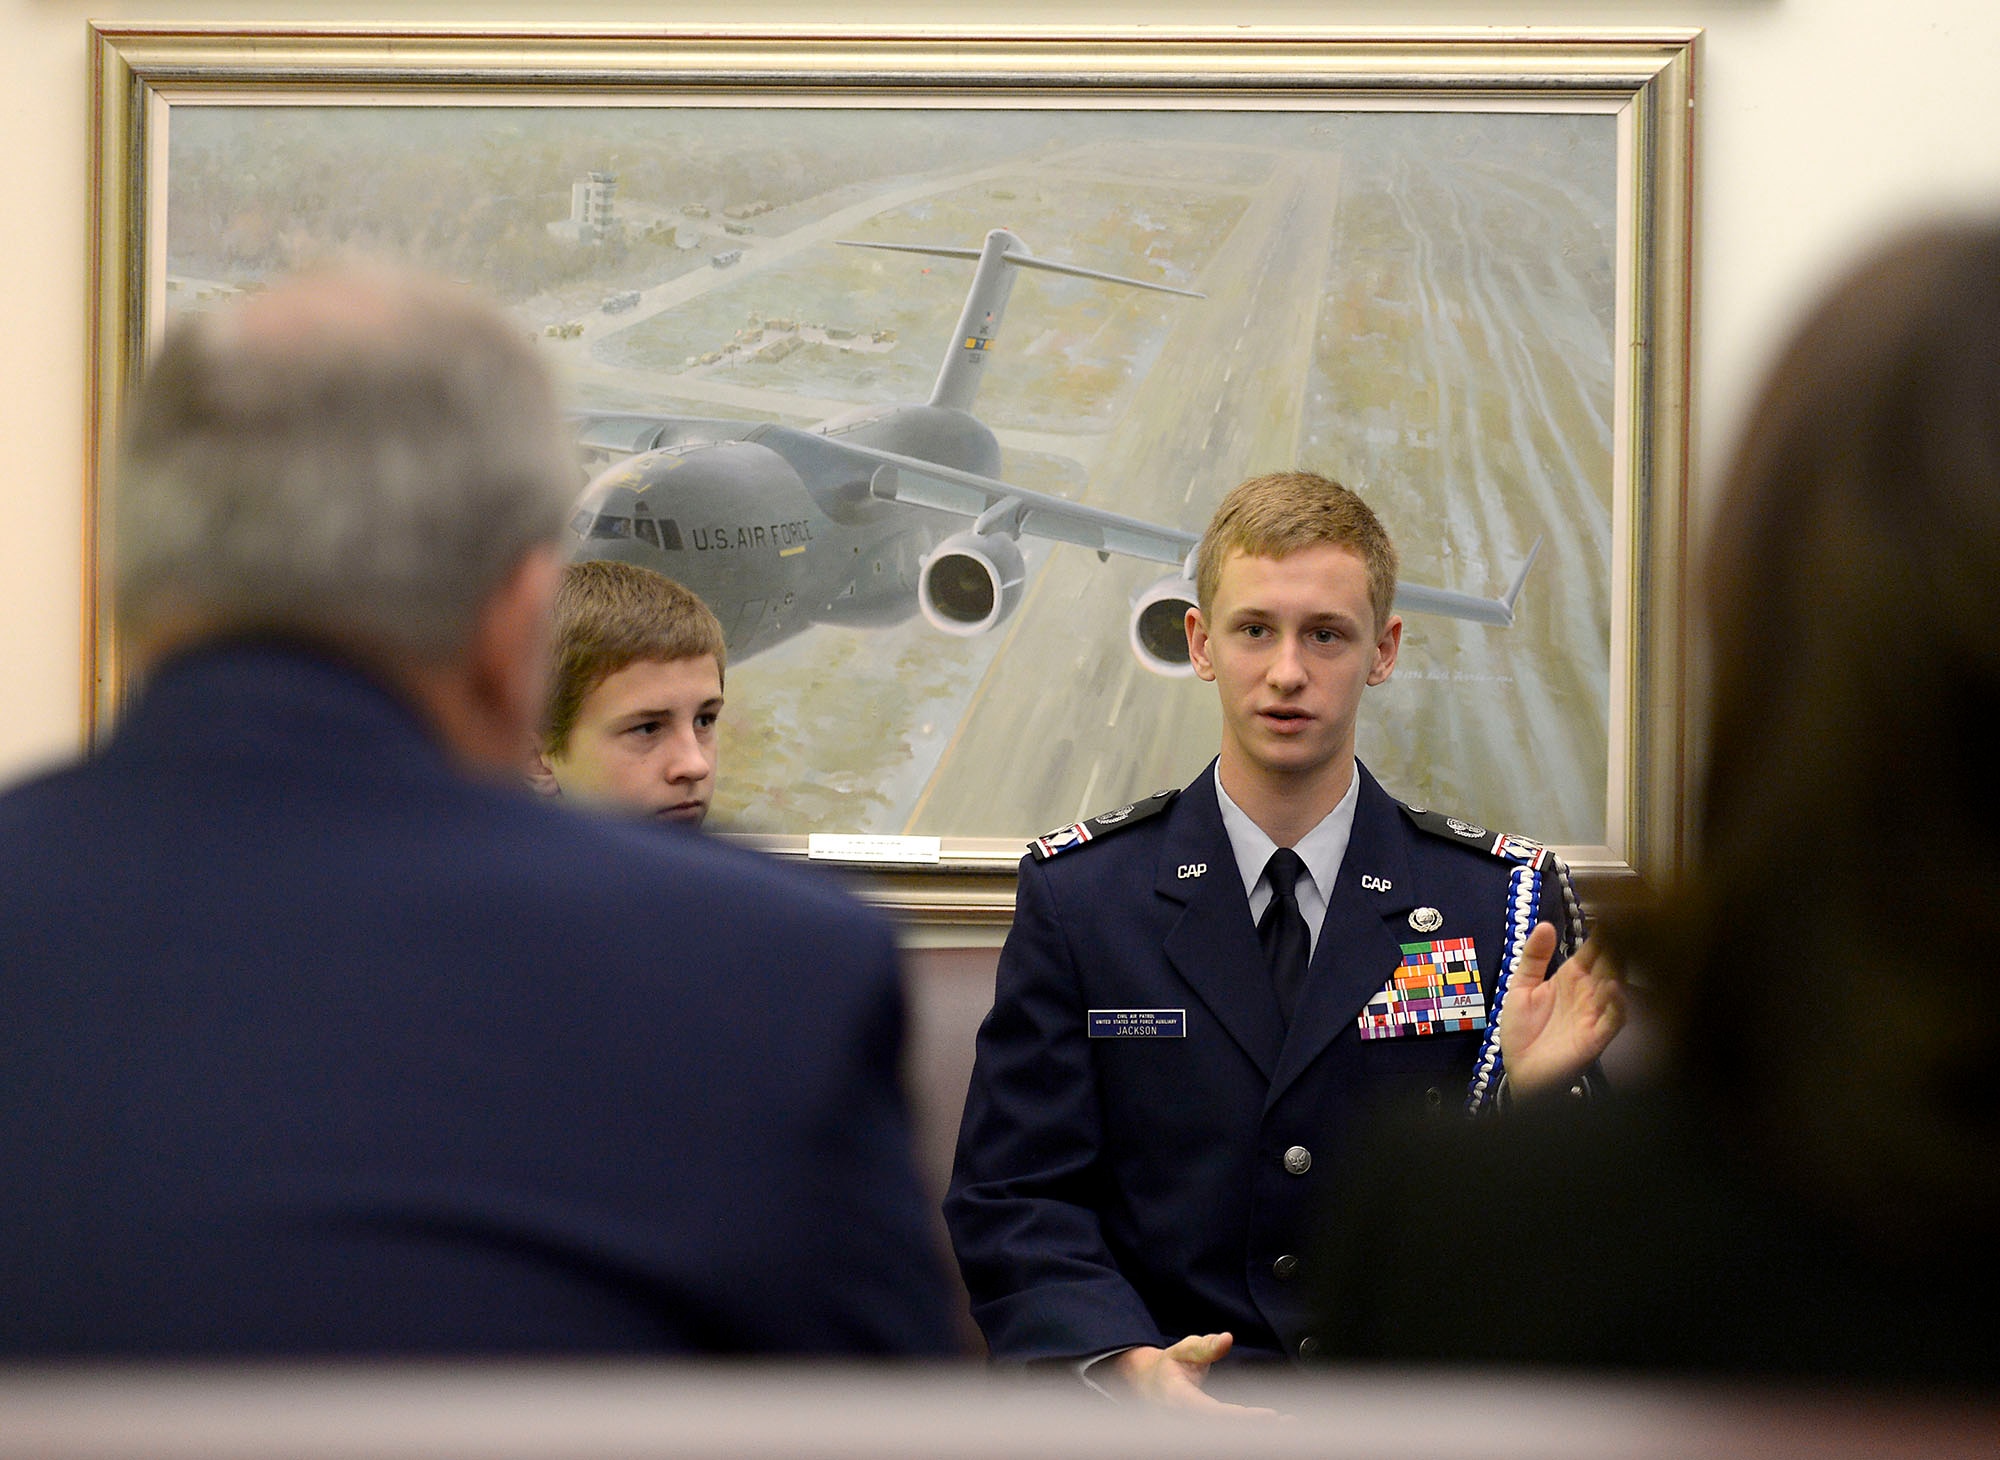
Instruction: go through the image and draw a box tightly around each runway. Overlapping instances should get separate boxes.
[906,149,1344,836]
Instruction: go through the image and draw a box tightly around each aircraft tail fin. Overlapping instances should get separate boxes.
[839,231,1203,413]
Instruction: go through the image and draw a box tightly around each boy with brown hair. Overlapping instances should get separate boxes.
[529,560,727,827]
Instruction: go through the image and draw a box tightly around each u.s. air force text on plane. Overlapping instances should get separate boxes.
[687,520,816,552]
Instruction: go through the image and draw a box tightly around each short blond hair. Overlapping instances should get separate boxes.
[1195,470,1398,629]
[543,561,726,754]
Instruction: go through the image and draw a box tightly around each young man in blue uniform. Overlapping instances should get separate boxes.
[945,471,1622,1406]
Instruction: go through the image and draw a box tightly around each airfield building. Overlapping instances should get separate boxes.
[547,171,620,245]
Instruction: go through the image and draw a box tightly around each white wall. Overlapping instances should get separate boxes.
[6,0,2000,784]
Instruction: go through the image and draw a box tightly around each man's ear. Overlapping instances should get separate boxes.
[1366,613,1404,687]
[525,742,563,798]
[457,543,564,772]
[1185,606,1217,682]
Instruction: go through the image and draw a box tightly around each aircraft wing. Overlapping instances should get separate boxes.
[787,431,1198,568]
[580,415,1542,627]
[776,430,1542,628]
[1391,537,1542,627]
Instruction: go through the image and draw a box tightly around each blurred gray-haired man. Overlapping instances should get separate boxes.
[0,266,958,1357]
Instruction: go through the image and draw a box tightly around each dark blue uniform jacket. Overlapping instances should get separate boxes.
[944,761,1577,1364]
[0,642,957,1357]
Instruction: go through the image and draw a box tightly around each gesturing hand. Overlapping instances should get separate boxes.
[1498,925,1626,1096]
[1106,1332,1278,1416]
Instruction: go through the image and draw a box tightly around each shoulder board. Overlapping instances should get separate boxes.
[1398,801,1555,871]
[1028,788,1179,862]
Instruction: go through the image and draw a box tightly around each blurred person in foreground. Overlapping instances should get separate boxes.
[529,560,725,827]
[0,265,957,1356]
[1309,221,2000,1387]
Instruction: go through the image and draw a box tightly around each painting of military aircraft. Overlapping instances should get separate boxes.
[563,227,1541,677]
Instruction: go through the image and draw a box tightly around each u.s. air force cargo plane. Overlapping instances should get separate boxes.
[564,228,1541,675]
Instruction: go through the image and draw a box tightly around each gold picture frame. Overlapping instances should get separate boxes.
[89,24,1695,925]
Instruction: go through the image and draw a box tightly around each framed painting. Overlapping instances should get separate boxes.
[90,25,1696,922]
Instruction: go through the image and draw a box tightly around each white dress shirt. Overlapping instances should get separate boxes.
[1212,761,1360,958]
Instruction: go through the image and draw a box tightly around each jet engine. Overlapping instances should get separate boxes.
[1128,572,1200,677]
[917,531,1026,636]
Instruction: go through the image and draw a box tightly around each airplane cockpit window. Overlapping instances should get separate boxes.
[573,508,682,551]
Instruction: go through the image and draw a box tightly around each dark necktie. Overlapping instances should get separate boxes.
[1258,847,1311,1021]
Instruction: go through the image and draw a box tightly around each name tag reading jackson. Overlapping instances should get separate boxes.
[1087,1009,1187,1038]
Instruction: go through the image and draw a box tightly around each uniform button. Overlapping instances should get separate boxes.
[1282,1145,1312,1176]
[1297,1335,1321,1360]
[1272,1254,1300,1282]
